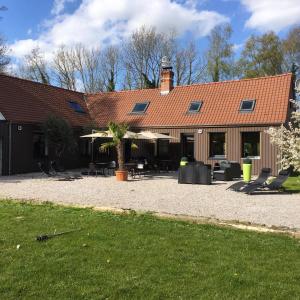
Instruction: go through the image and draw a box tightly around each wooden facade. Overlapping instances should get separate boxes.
[0,121,90,175]
[131,125,280,175]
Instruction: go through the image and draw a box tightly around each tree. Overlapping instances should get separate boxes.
[238,32,283,78]
[18,47,51,84]
[0,6,9,73]
[73,44,102,93]
[173,41,206,85]
[52,46,77,90]
[0,35,9,74]
[282,26,300,76]
[266,100,300,172]
[99,122,137,171]
[43,115,76,162]
[123,26,174,89]
[100,46,120,92]
[205,24,234,82]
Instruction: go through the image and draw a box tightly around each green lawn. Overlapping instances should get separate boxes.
[0,201,299,299]
[283,176,300,192]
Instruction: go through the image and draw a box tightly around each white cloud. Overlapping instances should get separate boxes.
[242,0,300,32]
[51,0,75,16]
[10,0,229,60]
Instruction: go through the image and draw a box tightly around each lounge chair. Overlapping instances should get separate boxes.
[213,161,241,181]
[50,161,82,179]
[227,168,271,191]
[244,168,291,195]
[39,161,72,180]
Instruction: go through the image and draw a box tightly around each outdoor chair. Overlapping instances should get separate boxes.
[178,161,211,185]
[244,168,291,195]
[105,161,116,176]
[81,162,102,176]
[227,168,271,192]
[38,162,79,181]
[213,161,241,181]
[132,163,147,179]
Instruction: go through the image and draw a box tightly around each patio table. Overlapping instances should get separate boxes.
[157,159,173,172]
[95,162,109,176]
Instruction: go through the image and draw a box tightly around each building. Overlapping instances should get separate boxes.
[0,66,294,176]
[0,74,92,175]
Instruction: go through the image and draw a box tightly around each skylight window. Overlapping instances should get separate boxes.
[188,101,202,113]
[69,101,86,113]
[131,102,150,114]
[240,100,256,112]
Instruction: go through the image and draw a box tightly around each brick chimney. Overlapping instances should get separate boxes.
[160,56,174,95]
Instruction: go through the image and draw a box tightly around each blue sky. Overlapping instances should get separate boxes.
[1,0,300,62]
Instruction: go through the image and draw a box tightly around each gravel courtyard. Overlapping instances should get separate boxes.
[0,172,299,229]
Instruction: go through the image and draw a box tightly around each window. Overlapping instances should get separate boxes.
[158,134,170,158]
[242,132,260,158]
[209,132,226,158]
[188,101,202,113]
[33,133,45,159]
[131,102,149,114]
[69,101,86,113]
[240,100,255,112]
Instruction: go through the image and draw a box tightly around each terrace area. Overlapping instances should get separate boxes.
[0,172,299,230]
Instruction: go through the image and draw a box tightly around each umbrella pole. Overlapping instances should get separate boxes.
[91,139,94,163]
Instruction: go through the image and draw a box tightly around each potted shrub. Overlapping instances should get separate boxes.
[100,122,137,181]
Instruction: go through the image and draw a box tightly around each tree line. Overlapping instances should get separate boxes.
[1,22,300,92]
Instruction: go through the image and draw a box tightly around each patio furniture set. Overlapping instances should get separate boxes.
[179,160,292,195]
[82,158,175,179]
[178,160,242,185]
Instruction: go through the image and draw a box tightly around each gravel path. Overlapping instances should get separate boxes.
[0,172,299,229]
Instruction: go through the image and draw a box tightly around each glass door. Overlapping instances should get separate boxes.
[181,133,195,161]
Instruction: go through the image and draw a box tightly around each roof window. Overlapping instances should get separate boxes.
[188,101,202,113]
[240,100,256,112]
[69,101,86,113]
[131,102,150,114]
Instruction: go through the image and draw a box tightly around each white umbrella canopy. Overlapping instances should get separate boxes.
[80,132,108,138]
[138,131,178,140]
[80,130,152,140]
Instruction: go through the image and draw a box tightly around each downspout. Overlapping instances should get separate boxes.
[8,121,12,175]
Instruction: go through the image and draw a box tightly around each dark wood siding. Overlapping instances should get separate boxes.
[132,125,280,175]
[6,123,89,175]
[0,121,9,175]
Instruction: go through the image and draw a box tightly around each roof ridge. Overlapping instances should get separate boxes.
[0,73,84,95]
[86,73,293,96]
[173,73,293,89]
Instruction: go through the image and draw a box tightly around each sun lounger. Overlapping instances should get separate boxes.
[227,168,271,191]
[244,168,291,195]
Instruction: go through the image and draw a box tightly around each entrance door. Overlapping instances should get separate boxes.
[181,133,195,160]
[0,138,2,175]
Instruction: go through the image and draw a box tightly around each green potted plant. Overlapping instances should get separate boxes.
[100,122,137,181]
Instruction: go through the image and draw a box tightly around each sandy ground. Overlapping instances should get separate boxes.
[0,172,299,229]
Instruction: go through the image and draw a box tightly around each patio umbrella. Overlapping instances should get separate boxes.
[80,130,152,140]
[80,130,152,163]
[138,131,178,140]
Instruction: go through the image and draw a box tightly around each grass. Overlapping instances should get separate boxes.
[0,201,299,299]
[283,176,300,192]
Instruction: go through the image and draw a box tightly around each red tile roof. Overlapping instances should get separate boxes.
[87,73,293,128]
[0,74,91,126]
